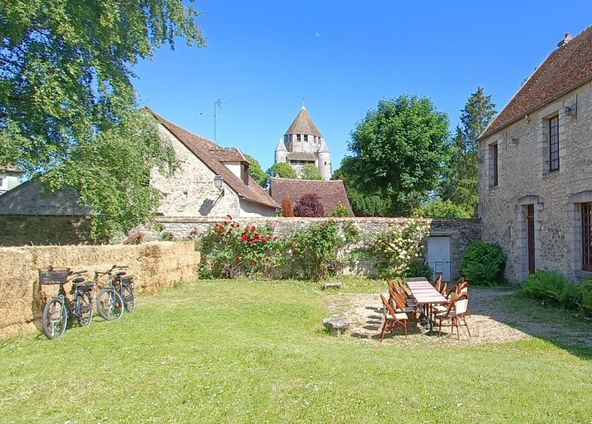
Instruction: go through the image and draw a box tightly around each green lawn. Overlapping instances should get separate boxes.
[1,279,592,423]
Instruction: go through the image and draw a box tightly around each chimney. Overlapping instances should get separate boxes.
[557,33,572,47]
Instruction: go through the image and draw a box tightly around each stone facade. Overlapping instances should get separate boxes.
[479,79,592,282]
[0,215,90,246]
[151,125,244,217]
[152,216,480,279]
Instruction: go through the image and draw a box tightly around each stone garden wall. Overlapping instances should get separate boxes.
[154,216,480,279]
[0,241,200,339]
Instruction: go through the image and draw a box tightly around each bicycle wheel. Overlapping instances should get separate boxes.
[75,291,93,327]
[96,288,124,321]
[121,284,136,313]
[42,297,68,339]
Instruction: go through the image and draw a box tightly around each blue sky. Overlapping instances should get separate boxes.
[133,1,591,171]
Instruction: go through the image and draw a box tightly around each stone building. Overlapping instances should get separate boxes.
[478,27,592,282]
[149,110,279,217]
[274,107,332,180]
[0,110,279,245]
[0,165,22,195]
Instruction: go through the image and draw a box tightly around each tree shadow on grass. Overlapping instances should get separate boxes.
[473,288,592,360]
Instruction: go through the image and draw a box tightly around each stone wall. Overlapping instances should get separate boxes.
[153,216,480,279]
[151,124,242,217]
[0,241,200,339]
[479,79,592,282]
[0,215,90,246]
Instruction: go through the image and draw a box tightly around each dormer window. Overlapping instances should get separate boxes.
[241,163,249,184]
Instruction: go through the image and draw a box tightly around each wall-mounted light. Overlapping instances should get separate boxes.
[214,174,225,195]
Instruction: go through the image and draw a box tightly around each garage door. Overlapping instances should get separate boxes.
[427,236,451,282]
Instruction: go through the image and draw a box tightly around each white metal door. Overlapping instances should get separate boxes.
[427,236,451,281]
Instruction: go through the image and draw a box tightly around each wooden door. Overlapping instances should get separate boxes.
[527,204,535,274]
[427,236,451,281]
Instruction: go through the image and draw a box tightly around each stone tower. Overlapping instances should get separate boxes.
[274,106,331,180]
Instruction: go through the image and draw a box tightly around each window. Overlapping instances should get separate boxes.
[582,203,592,271]
[0,176,5,190]
[488,143,498,187]
[549,115,559,172]
[296,134,301,142]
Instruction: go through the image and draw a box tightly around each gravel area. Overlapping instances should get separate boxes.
[325,288,592,347]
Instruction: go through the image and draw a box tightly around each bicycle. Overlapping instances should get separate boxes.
[38,266,94,339]
[94,265,125,321]
[114,265,136,313]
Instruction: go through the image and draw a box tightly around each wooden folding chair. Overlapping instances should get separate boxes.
[388,287,417,324]
[434,292,471,339]
[379,294,409,340]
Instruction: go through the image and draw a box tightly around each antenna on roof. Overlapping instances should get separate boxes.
[199,98,223,142]
[213,99,222,142]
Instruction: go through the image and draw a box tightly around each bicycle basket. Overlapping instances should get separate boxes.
[38,267,70,285]
[121,275,134,284]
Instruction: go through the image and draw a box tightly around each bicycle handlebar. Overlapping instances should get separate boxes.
[71,270,87,275]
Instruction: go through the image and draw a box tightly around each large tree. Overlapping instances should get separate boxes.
[347,96,449,216]
[267,162,297,179]
[244,154,267,187]
[0,0,204,238]
[440,87,496,215]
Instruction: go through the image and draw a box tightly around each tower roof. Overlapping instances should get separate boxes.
[318,140,329,153]
[285,106,322,137]
[275,138,287,152]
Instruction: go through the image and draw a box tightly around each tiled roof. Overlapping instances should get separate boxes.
[269,178,353,216]
[286,152,317,162]
[481,26,592,139]
[285,107,322,137]
[149,110,279,210]
[208,147,248,163]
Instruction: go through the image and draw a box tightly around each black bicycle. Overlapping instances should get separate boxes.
[114,265,136,313]
[38,267,94,339]
[95,265,126,321]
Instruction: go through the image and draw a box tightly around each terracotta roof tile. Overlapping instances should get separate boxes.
[208,147,248,163]
[149,110,279,210]
[269,178,353,216]
[481,26,592,139]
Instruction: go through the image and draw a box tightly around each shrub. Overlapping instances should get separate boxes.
[367,220,429,278]
[287,221,345,280]
[578,279,592,316]
[460,241,506,285]
[329,202,351,217]
[281,198,294,217]
[123,232,143,245]
[405,258,434,281]
[197,215,284,279]
[294,193,324,217]
[159,231,175,241]
[523,271,569,304]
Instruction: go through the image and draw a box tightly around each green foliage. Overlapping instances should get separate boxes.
[579,279,592,316]
[413,199,473,219]
[244,154,268,187]
[523,271,569,304]
[41,110,177,240]
[197,216,285,279]
[405,258,434,281]
[0,1,204,239]
[367,220,430,278]
[159,231,176,242]
[288,221,346,280]
[267,163,297,179]
[329,202,351,217]
[301,164,322,180]
[346,95,449,216]
[460,241,506,286]
[440,87,496,216]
